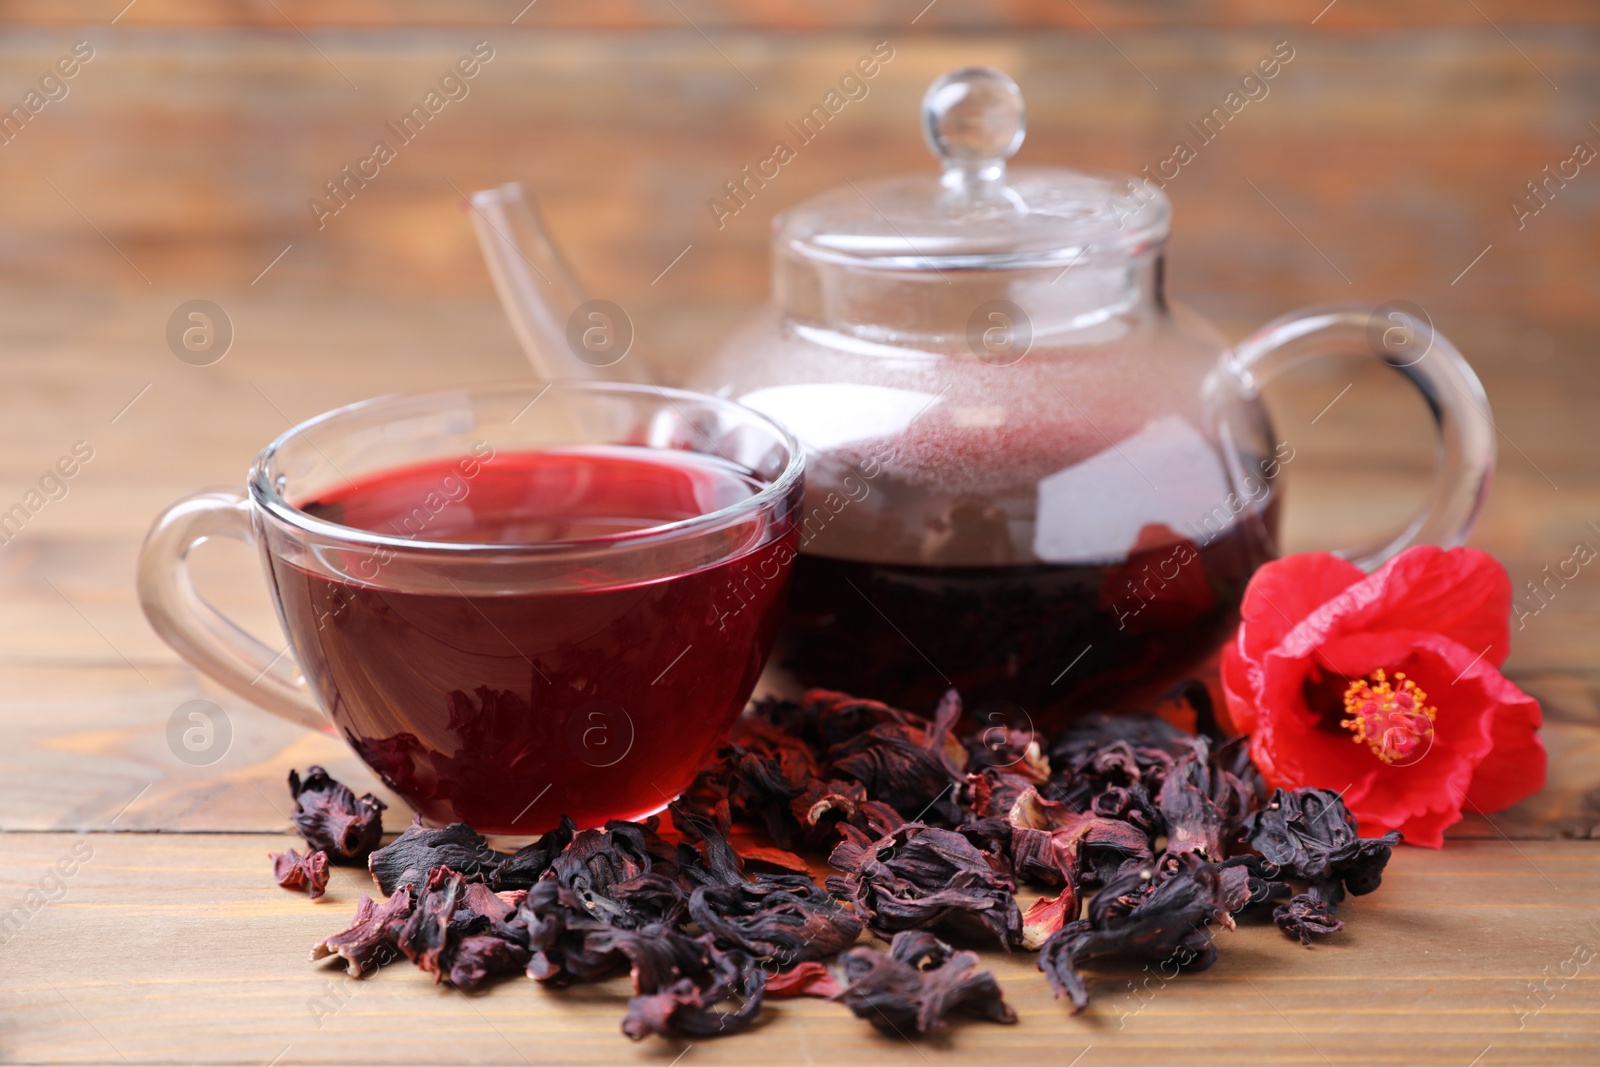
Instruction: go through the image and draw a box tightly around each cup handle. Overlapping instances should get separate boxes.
[1226,303,1496,569]
[137,489,329,732]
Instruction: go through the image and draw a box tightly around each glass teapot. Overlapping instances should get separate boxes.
[471,67,1495,722]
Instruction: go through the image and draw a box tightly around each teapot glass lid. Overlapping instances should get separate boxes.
[776,68,1170,271]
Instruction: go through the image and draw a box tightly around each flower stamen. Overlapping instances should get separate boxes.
[1340,669,1437,765]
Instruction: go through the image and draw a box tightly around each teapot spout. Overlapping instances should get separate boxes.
[468,182,641,381]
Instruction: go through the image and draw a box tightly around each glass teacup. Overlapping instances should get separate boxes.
[138,382,805,833]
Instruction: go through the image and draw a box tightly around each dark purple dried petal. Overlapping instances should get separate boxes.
[1244,788,1401,896]
[1007,788,1153,891]
[1037,853,1232,1013]
[589,925,723,995]
[839,930,1016,1035]
[460,881,529,945]
[620,944,766,1040]
[967,767,1038,821]
[270,847,329,900]
[396,867,473,981]
[549,824,687,929]
[288,766,386,863]
[827,720,964,826]
[690,874,863,964]
[827,823,1021,949]
[737,845,812,877]
[1218,856,1291,915]
[310,886,412,976]
[804,689,927,745]
[519,881,631,986]
[963,720,1050,784]
[1048,713,1192,790]
[448,933,533,990]
[686,709,821,849]
[789,777,869,840]
[1274,891,1345,946]
[1156,747,1227,862]
[494,815,577,890]
[367,818,501,895]
[672,805,747,886]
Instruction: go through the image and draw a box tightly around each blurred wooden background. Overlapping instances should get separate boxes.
[0,0,1596,323]
[1,4,1599,1064]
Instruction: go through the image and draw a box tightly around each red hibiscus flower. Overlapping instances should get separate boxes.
[1220,546,1544,848]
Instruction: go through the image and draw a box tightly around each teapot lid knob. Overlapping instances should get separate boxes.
[922,67,1025,189]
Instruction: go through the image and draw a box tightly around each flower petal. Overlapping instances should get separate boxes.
[1307,547,1513,668]
[1458,669,1545,814]
[1220,631,1260,736]
[1235,552,1365,666]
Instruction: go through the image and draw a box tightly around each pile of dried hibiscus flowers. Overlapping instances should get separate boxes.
[272,685,1400,1040]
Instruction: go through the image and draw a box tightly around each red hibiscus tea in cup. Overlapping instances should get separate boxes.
[273,447,796,833]
[138,383,805,836]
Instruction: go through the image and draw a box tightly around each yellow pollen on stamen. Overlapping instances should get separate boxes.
[1340,668,1438,765]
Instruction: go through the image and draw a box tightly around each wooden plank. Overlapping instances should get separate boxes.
[0,663,417,834]
[0,31,1590,330]
[1,833,1597,1065]
[2,0,1597,30]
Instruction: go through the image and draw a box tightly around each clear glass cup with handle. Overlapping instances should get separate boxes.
[138,381,805,833]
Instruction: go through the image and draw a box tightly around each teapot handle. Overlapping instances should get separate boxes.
[1226,303,1495,570]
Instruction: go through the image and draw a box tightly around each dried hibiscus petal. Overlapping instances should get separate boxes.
[1037,853,1233,1013]
[449,932,533,990]
[688,711,821,849]
[839,930,1016,1035]
[390,866,534,991]
[1244,787,1401,899]
[288,766,386,863]
[494,815,577,890]
[737,845,812,877]
[1007,788,1152,892]
[368,818,501,895]
[828,823,1021,949]
[1274,890,1345,945]
[789,777,870,841]
[1156,747,1228,863]
[620,939,767,1040]
[824,691,965,826]
[1020,890,1074,951]
[396,867,473,980]
[963,720,1050,785]
[310,885,413,976]
[520,881,632,986]
[671,806,748,886]
[461,881,530,943]
[1049,713,1191,792]
[766,960,842,999]
[967,767,1038,821]
[690,874,863,964]
[271,847,330,900]
[1217,856,1291,915]
[550,824,687,928]
[803,688,925,745]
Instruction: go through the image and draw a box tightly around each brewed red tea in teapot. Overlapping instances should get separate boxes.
[472,68,1494,725]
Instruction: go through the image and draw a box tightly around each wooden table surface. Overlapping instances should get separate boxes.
[2,3,1598,1064]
